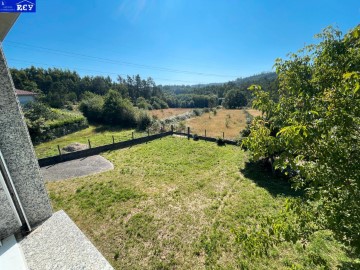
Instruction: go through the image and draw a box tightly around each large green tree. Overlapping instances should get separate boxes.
[243,25,360,250]
[223,88,248,108]
[102,90,137,127]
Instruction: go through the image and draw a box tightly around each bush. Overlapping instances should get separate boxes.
[25,107,88,143]
[24,101,56,121]
[79,92,104,123]
[151,97,168,109]
[136,97,153,110]
[102,90,137,127]
[176,121,186,132]
[148,120,162,133]
[137,111,152,131]
[193,134,199,141]
[240,124,251,137]
[152,102,161,110]
[203,108,210,113]
[193,109,202,116]
[225,118,230,128]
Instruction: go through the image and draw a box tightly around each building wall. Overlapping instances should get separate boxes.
[18,95,35,106]
[0,181,20,240]
[0,47,52,240]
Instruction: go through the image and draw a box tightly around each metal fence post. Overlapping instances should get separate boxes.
[187,127,190,140]
[88,139,91,149]
[223,132,225,139]
[112,135,115,144]
[132,132,134,140]
[57,145,61,156]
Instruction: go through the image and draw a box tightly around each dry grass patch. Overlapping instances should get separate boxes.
[186,109,247,139]
[148,108,193,120]
[247,108,263,117]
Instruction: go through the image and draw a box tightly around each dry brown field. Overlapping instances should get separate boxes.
[246,108,263,117]
[148,108,193,119]
[186,109,248,139]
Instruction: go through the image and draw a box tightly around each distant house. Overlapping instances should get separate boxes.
[15,89,37,105]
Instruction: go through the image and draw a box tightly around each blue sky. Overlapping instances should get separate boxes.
[2,0,360,85]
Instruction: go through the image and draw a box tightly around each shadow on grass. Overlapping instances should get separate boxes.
[94,125,130,133]
[240,161,301,198]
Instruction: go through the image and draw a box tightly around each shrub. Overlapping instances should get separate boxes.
[25,108,88,143]
[24,101,56,121]
[148,120,162,133]
[102,90,137,127]
[240,124,251,137]
[136,97,153,110]
[79,92,104,123]
[225,118,230,128]
[176,121,186,132]
[137,111,152,131]
[152,102,161,110]
[193,134,199,141]
[203,108,210,113]
[193,109,201,116]
[151,97,168,109]
[26,117,50,140]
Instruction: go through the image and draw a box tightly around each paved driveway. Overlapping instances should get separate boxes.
[40,155,113,181]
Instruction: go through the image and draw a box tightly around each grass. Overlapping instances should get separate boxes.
[246,109,263,118]
[186,109,248,139]
[148,108,193,120]
[46,137,353,269]
[34,108,259,158]
[34,125,146,158]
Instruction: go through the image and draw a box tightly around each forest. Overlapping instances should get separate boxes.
[10,67,277,111]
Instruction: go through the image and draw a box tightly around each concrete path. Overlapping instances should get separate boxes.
[40,155,113,181]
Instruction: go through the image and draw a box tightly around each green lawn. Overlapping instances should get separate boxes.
[46,137,353,269]
[34,125,147,158]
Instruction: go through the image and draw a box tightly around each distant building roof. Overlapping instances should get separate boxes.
[15,89,38,96]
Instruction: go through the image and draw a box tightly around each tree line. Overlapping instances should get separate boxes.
[10,67,278,111]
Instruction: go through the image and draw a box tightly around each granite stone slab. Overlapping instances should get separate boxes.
[0,47,52,232]
[0,184,20,240]
[20,210,114,270]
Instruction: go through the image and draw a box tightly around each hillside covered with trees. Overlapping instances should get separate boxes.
[10,68,277,111]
